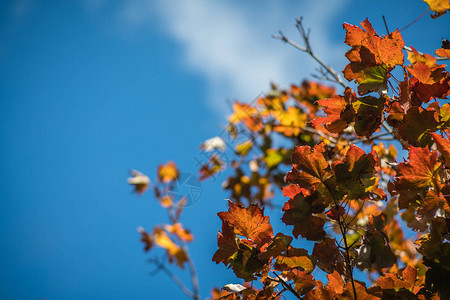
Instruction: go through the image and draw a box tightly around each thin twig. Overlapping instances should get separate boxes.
[149,258,195,299]
[168,208,200,300]
[399,8,429,32]
[272,18,347,89]
[322,182,358,300]
[273,271,303,299]
[382,16,390,35]
[180,243,200,300]
[351,131,393,144]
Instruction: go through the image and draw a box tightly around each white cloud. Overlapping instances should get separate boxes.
[118,0,348,115]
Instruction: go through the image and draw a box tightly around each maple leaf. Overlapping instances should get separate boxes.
[332,145,382,200]
[285,142,332,190]
[312,88,357,133]
[398,107,439,147]
[212,221,239,266]
[286,270,316,295]
[343,19,404,95]
[412,78,450,103]
[353,95,386,138]
[281,192,327,241]
[199,153,224,180]
[313,88,386,137]
[355,214,397,270]
[423,0,450,18]
[396,146,440,188]
[415,217,449,262]
[217,202,273,247]
[326,271,344,294]
[406,54,450,103]
[312,238,344,274]
[158,161,179,183]
[408,62,445,85]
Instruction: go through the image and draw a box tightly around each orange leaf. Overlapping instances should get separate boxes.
[286,142,332,189]
[217,202,273,247]
[282,184,310,198]
[397,146,440,188]
[407,46,439,67]
[158,161,179,183]
[326,271,344,294]
[312,88,356,133]
[436,47,450,59]
[164,223,194,242]
[423,0,450,18]
[229,102,263,132]
[153,227,187,268]
[343,19,404,95]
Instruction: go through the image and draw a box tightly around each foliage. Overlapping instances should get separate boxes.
[129,3,450,299]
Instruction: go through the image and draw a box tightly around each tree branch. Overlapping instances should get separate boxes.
[273,18,347,89]
[168,207,200,300]
[272,271,303,299]
[149,258,195,299]
[182,243,200,300]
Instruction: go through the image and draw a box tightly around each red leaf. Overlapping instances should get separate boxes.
[212,221,238,266]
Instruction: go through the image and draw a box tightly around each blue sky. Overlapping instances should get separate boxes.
[0,0,448,299]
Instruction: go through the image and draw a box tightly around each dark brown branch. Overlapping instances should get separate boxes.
[322,182,358,300]
[350,131,393,144]
[272,271,303,299]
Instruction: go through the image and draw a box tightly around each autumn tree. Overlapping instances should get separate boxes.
[129,2,450,299]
